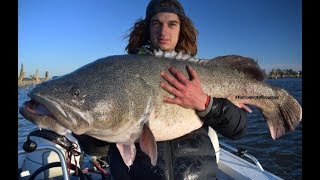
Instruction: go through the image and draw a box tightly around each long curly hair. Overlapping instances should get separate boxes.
[124,16,198,56]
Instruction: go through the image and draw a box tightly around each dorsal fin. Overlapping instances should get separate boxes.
[153,51,265,81]
[207,55,266,81]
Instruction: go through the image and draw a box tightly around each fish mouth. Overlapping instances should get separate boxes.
[19,94,71,135]
[20,100,55,119]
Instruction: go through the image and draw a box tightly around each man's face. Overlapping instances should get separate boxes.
[149,12,180,52]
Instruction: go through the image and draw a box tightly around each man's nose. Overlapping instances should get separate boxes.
[159,24,169,35]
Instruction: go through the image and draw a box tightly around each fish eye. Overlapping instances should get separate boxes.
[72,88,80,97]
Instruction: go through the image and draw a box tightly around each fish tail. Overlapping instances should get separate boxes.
[260,88,302,140]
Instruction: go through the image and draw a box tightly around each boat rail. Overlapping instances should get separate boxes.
[18,145,70,180]
[219,141,264,171]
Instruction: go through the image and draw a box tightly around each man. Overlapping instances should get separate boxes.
[107,0,250,179]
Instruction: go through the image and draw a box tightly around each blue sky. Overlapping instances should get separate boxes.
[18,0,302,77]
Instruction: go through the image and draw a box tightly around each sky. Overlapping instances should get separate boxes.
[18,0,302,77]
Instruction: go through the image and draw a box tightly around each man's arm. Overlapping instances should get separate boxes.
[197,97,248,140]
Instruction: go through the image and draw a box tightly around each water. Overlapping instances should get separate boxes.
[18,86,38,148]
[18,78,302,179]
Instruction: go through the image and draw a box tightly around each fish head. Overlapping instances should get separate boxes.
[19,75,93,135]
[18,60,124,136]
[19,56,154,144]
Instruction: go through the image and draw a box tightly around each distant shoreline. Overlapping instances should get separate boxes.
[18,78,46,88]
[267,75,302,79]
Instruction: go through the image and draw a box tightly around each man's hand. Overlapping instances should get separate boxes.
[160,65,208,111]
[234,103,253,113]
[160,65,253,113]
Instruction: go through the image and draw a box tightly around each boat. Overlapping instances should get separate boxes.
[18,129,283,180]
[217,142,282,180]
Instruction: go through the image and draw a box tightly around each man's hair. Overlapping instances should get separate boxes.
[124,16,198,56]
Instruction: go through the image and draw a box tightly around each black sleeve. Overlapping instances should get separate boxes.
[199,98,248,140]
[72,134,111,157]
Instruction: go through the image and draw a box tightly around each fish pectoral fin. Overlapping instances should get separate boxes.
[116,143,136,167]
[139,125,157,166]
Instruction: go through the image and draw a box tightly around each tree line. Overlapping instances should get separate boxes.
[268,68,302,78]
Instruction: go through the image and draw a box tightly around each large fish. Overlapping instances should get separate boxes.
[19,54,302,167]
